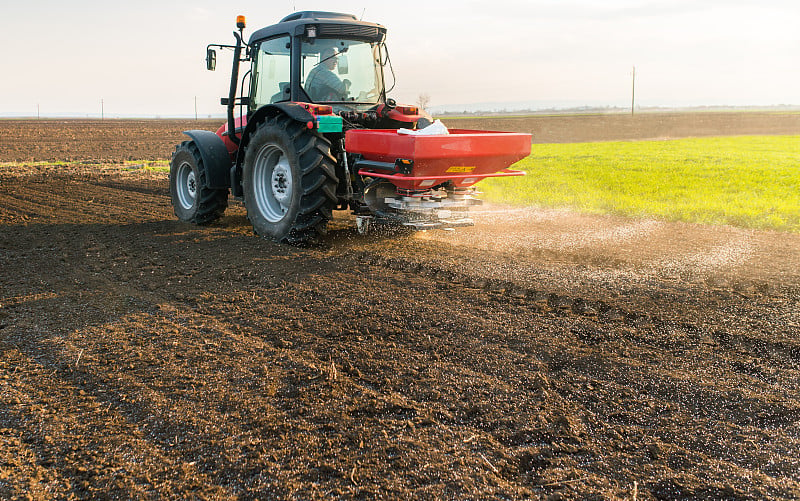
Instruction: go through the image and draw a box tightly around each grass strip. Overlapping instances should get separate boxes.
[479,135,800,232]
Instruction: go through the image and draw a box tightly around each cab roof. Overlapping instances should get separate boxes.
[248,11,386,44]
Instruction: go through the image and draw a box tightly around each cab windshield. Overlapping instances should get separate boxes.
[301,39,384,105]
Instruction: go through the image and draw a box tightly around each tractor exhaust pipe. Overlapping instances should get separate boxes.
[227,31,243,145]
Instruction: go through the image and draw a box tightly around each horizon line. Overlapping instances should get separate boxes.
[3,103,800,120]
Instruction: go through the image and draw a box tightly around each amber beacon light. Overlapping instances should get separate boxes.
[236,15,246,29]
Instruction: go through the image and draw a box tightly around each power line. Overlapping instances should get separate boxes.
[631,65,636,116]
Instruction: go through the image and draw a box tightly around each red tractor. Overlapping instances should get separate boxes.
[170,12,530,244]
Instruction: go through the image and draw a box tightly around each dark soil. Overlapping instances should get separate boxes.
[0,117,799,500]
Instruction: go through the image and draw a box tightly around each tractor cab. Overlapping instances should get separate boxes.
[247,12,388,114]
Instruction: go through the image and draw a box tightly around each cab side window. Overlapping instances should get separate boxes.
[252,36,291,107]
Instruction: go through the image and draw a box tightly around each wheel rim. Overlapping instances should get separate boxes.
[176,161,196,210]
[253,144,293,223]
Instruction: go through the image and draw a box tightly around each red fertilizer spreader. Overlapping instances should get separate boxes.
[345,128,530,231]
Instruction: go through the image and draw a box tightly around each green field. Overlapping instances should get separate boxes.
[479,135,800,232]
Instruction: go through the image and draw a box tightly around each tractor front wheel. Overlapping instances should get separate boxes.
[169,141,228,224]
[242,115,338,244]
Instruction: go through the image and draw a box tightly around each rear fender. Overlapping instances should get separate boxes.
[182,130,231,189]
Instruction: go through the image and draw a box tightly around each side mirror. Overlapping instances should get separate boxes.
[206,49,217,71]
[337,55,349,75]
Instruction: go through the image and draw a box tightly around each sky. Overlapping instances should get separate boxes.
[1,0,798,117]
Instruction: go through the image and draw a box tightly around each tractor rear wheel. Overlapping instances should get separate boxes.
[169,141,228,224]
[242,115,338,244]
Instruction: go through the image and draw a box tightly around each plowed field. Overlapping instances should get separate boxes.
[1,115,799,500]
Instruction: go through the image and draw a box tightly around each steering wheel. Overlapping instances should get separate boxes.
[357,87,381,101]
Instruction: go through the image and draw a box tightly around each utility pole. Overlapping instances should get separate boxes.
[631,66,636,116]
[101,99,104,120]
[195,96,198,121]
[37,104,40,120]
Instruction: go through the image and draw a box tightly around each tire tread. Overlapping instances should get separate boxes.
[245,116,338,244]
